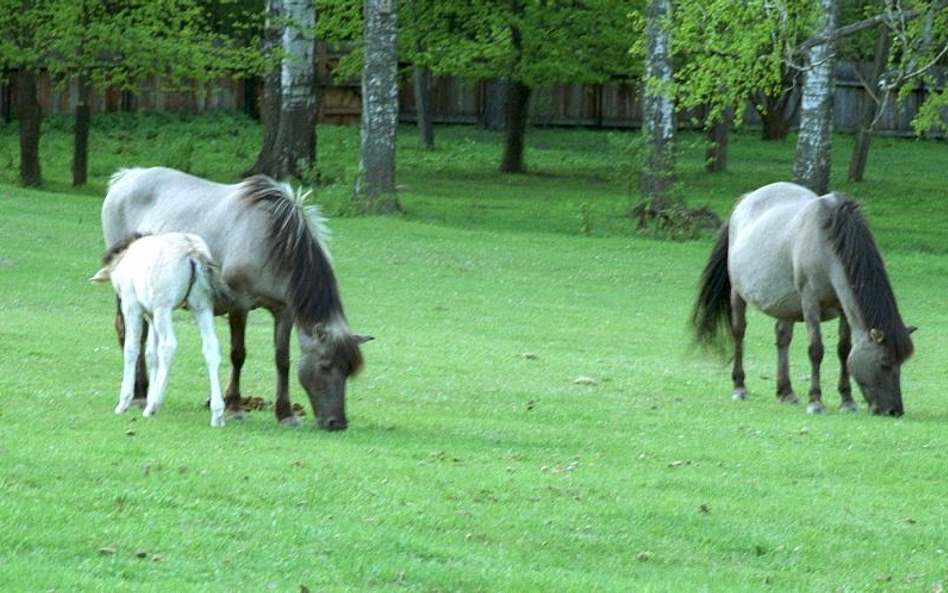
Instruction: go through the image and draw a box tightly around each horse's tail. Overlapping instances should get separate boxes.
[189,252,236,312]
[691,222,732,347]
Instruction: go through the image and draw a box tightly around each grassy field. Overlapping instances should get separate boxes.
[1,115,948,591]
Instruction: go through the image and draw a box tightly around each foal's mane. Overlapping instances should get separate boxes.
[823,195,913,363]
[236,176,345,325]
[102,232,149,265]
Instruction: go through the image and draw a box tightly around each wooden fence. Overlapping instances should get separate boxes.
[2,62,945,136]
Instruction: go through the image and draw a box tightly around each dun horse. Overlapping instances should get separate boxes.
[102,168,371,430]
[692,182,914,416]
[92,233,231,427]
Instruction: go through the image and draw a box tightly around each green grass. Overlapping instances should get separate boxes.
[2,115,948,591]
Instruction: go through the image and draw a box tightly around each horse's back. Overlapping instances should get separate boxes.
[102,167,238,247]
[728,182,834,320]
[112,233,201,310]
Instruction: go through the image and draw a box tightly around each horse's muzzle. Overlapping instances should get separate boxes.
[319,416,348,431]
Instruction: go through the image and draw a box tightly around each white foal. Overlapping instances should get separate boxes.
[93,233,232,427]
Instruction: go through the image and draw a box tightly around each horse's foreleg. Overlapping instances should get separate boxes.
[730,290,748,400]
[775,320,798,404]
[272,310,298,426]
[115,298,149,405]
[837,314,856,413]
[800,300,825,414]
[224,310,247,415]
[195,308,224,427]
[116,303,143,415]
[143,309,176,418]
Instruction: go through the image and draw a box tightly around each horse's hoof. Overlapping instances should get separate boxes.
[130,398,147,410]
[226,409,246,421]
[114,404,127,415]
[143,407,156,418]
[210,415,224,428]
[839,402,859,414]
[779,393,799,404]
[279,415,302,428]
[731,388,747,401]
[806,402,824,415]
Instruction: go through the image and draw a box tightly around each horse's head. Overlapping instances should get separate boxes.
[848,326,916,417]
[298,322,373,430]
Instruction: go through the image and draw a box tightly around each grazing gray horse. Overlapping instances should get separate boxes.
[102,167,371,430]
[692,182,914,416]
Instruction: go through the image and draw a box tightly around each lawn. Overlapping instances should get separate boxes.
[1,115,947,591]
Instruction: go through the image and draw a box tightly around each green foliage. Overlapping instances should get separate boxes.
[2,120,948,590]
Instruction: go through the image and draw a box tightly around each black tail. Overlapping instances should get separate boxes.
[691,223,732,347]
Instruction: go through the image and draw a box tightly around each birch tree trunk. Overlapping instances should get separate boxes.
[356,0,400,213]
[792,0,839,195]
[638,0,675,226]
[271,0,319,180]
[245,0,284,177]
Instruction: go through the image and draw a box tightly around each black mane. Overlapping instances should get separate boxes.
[823,195,913,363]
[237,176,345,328]
[102,232,149,265]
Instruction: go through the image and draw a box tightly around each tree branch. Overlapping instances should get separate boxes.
[794,0,948,55]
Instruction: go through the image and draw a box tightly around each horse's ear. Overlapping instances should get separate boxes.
[355,334,375,345]
[869,328,885,344]
[907,325,918,335]
[91,267,111,283]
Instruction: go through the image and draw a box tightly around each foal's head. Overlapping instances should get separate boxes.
[297,321,373,430]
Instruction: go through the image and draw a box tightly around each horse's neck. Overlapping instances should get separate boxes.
[828,258,871,339]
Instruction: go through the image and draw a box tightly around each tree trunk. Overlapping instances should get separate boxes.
[705,107,731,173]
[356,0,400,213]
[848,27,890,182]
[792,0,839,195]
[638,0,675,226]
[246,0,286,177]
[412,63,434,149]
[72,76,91,187]
[270,0,318,180]
[755,68,801,141]
[1,74,11,123]
[17,69,42,187]
[498,80,531,173]
[480,77,507,131]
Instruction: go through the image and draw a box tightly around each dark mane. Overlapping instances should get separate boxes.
[237,175,345,328]
[823,195,913,363]
[102,232,149,265]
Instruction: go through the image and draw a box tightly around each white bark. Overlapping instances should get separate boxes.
[640,0,675,212]
[793,0,839,195]
[356,0,399,206]
[280,0,316,116]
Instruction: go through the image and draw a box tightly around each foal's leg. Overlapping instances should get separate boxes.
[272,310,298,426]
[837,314,857,413]
[145,321,158,388]
[115,297,149,406]
[194,307,225,427]
[775,320,799,404]
[730,290,748,400]
[143,308,177,418]
[116,302,143,415]
[224,310,247,418]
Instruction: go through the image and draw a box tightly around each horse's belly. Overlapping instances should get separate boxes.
[730,245,803,320]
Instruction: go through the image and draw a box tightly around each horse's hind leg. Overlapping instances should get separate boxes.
[194,307,224,427]
[116,302,143,415]
[224,310,247,419]
[730,290,748,400]
[837,314,857,413]
[800,300,825,414]
[775,320,799,404]
[143,308,177,418]
[115,297,149,406]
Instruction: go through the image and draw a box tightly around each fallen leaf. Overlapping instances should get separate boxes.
[98,547,116,556]
[637,551,651,562]
[134,549,148,559]
[573,376,597,386]
[698,503,710,515]
[516,353,538,360]
[151,553,164,562]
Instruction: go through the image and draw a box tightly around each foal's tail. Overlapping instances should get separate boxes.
[691,223,732,347]
[189,252,236,312]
